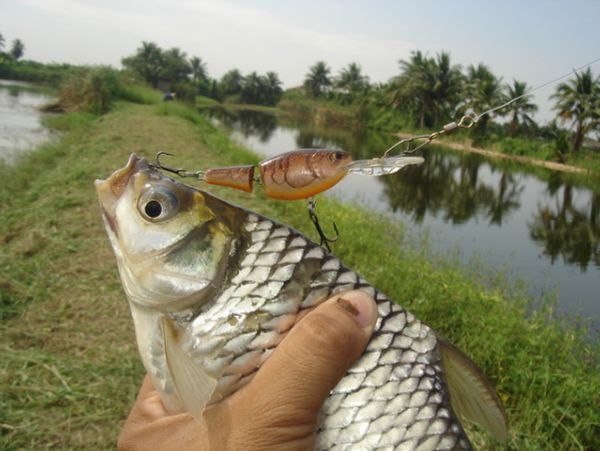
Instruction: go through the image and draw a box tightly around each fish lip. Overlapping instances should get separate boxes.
[95,153,143,236]
[95,153,141,200]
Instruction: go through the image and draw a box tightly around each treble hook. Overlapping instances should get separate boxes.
[307,198,339,252]
[153,151,204,179]
[154,151,184,175]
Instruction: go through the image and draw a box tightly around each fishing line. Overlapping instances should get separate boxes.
[383,56,600,157]
[477,56,600,120]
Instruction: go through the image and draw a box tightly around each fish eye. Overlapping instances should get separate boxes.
[144,200,162,218]
[138,187,180,222]
[330,151,346,162]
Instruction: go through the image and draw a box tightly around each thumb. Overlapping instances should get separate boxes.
[248,290,378,417]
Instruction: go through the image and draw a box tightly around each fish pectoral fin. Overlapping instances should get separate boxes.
[438,335,508,443]
[161,316,217,421]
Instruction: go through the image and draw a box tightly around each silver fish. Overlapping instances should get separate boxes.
[96,154,507,450]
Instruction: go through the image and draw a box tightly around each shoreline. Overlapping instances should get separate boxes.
[396,132,594,175]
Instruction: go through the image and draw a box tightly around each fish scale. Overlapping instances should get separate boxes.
[170,213,472,450]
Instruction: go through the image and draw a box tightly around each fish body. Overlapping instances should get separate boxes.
[96,154,506,450]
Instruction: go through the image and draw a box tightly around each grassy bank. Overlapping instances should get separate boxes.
[1,101,598,449]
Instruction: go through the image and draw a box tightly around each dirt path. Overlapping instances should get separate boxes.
[396,133,594,175]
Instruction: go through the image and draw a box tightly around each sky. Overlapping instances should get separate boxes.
[1,0,599,123]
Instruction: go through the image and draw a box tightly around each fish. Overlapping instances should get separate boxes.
[96,154,507,450]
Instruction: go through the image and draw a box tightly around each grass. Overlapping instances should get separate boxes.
[1,101,598,449]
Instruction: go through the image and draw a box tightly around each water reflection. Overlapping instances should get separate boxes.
[381,152,526,226]
[530,186,599,271]
[209,108,277,143]
[204,106,600,331]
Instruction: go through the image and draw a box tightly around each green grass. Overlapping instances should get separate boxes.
[1,102,598,449]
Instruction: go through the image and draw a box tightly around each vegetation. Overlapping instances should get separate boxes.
[0,93,598,449]
[283,51,599,167]
[552,68,600,153]
[304,61,333,98]
[41,66,161,114]
[0,32,25,64]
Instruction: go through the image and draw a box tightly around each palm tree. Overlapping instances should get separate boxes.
[336,62,369,96]
[10,38,25,61]
[463,64,504,137]
[304,61,332,98]
[220,69,244,96]
[0,32,5,50]
[389,51,462,128]
[390,50,433,128]
[189,56,208,83]
[264,71,283,106]
[503,80,538,136]
[551,68,600,153]
[241,71,264,104]
[122,41,164,87]
[161,47,191,83]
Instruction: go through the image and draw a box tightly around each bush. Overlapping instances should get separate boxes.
[54,66,120,114]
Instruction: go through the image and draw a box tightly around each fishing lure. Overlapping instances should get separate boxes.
[153,149,425,250]
[154,149,425,199]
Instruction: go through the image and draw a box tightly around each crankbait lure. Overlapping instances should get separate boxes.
[154,149,424,199]
[153,149,425,251]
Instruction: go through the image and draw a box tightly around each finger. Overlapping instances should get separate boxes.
[127,375,169,424]
[248,290,378,416]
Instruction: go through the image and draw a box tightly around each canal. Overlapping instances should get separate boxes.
[0,80,55,164]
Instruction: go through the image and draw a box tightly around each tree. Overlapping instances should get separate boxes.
[161,47,191,84]
[189,56,208,83]
[389,51,463,129]
[503,80,538,136]
[122,41,164,87]
[551,68,600,153]
[336,62,369,99]
[10,39,24,61]
[0,32,5,50]
[220,69,244,96]
[463,64,503,137]
[264,71,283,106]
[303,61,332,98]
[241,71,265,104]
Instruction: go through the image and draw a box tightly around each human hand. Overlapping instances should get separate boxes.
[117,290,378,451]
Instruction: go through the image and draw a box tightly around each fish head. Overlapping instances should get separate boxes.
[95,154,237,312]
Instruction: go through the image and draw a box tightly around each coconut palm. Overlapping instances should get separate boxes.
[264,71,283,106]
[463,64,504,137]
[189,56,208,83]
[389,50,433,128]
[304,61,332,98]
[161,47,191,84]
[389,51,463,128]
[551,68,600,153]
[336,62,369,95]
[122,41,164,87]
[220,69,244,96]
[503,80,538,135]
[241,72,264,104]
[10,39,24,61]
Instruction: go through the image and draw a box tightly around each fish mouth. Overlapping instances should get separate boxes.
[95,153,146,237]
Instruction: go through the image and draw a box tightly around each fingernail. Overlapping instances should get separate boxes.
[336,291,377,331]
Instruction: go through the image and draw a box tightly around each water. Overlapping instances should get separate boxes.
[207,108,600,336]
[0,80,56,164]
